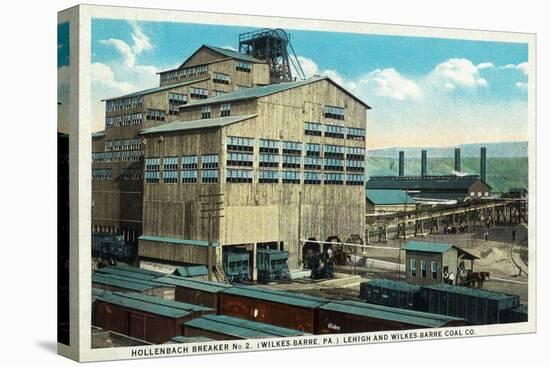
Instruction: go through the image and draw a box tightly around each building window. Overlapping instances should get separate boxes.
[227,152,253,167]
[346,147,365,160]
[431,261,438,280]
[410,259,417,277]
[112,140,121,151]
[346,159,365,172]
[324,158,344,171]
[106,96,142,112]
[201,105,212,119]
[104,152,113,162]
[202,154,219,169]
[421,260,427,278]
[282,155,301,169]
[282,141,302,155]
[236,61,252,72]
[196,65,208,75]
[182,156,198,170]
[114,115,122,126]
[121,168,141,180]
[304,156,322,170]
[220,103,231,117]
[259,170,279,183]
[324,173,344,185]
[282,171,301,184]
[259,153,279,168]
[121,151,130,162]
[345,174,364,186]
[182,170,197,183]
[146,109,165,121]
[324,144,345,159]
[92,152,105,163]
[305,143,321,157]
[304,172,322,185]
[190,87,208,99]
[304,122,323,136]
[259,139,279,154]
[130,150,143,161]
[213,73,231,84]
[226,169,253,183]
[163,170,179,184]
[92,168,112,181]
[201,169,219,183]
[227,136,254,152]
[122,114,131,126]
[105,116,114,127]
[112,151,121,162]
[347,127,366,141]
[105,141,113,152]
[168,93,188,115]
[131,113,143,125]
[163,156,178,171]
[130,138,142,150]
[325,124,345,139]
[145,157,161,171]
[145,171,160,183]
[121,139,130,151]
[324,105,345,120]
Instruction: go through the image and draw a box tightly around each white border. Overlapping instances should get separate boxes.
[58,4,536,362]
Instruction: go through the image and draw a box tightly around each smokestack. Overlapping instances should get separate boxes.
[399,151,405,176]
[454,148,461,172]
[480,147,487,182]
[421,150,427,177]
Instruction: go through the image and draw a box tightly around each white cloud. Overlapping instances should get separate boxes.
[357,68,422,101]
[477,62,494,70]
[129,21,152,54]
[516,81,528,90]
[501,62,528,75]
[427,58,488,90]
[98,22,152,68]
[99,38,136,68]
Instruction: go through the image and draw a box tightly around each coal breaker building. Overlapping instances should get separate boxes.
[91,31,370,280]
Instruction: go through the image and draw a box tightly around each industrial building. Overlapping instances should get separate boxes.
[366,189,417,214]
[366,147,492,203]
[137,75,369,276]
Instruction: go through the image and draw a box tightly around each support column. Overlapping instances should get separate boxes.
[252,242,258,281]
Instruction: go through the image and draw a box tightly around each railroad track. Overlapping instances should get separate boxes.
[509,239,528,277]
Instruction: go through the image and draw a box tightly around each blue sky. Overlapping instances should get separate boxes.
[57,22,70,133]
[89,19,529,148]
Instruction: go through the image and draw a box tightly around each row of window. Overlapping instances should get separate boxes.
[92,168,112,180]
[213,73,231,84]
[92,150,144,162]
[410,259,439,279]
[106,113,143,127]
[145,169,220,184]
[145,155,219,171]
[227,137,366,159]
[228,170,364,185]
[160,65,209,83]
[104,139,142,152]
[106,96,143,112]
[304,122,365,140]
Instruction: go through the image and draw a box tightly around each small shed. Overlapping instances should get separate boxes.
[94,292,214,344]
[316,300,464,334]
[153,275,232,309]
[219,285,327,333]
[403,241,478,286]
[183,314,310,340]
[361,279,421,310]
[420,283,520,325]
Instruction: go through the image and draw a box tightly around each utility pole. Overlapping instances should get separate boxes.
[200,193,224,281]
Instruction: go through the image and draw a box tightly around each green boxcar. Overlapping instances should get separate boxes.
[362,279,422,310]
[256,249,289,282]
[421,283,520,325]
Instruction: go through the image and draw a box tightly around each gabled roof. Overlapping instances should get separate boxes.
[320,300,463,328]
[176,44,264,70]
[173,265,209,277]
[403,241,478,260]
[113,292,213,312]
[222,285,328,308]
[153,275,232,293]
[366,175,491,191]
[366,189,416,205]
[184,314,309,338]
[179,76,371,110]
[96,292,191,319]
[139,114,257,135]
[102,77,209,101]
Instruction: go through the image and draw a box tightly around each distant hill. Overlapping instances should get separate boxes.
[367,141,528,159]
[365,141,528,193]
